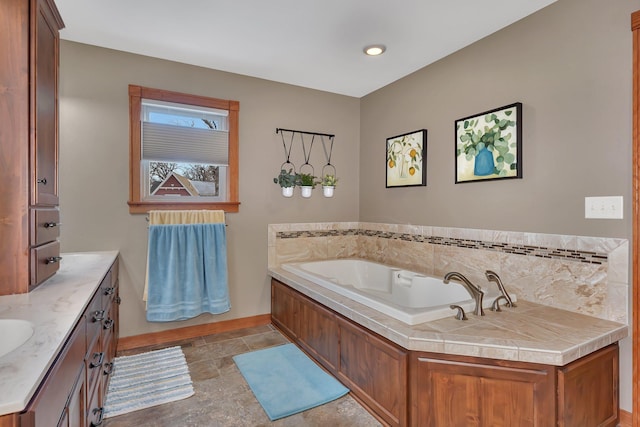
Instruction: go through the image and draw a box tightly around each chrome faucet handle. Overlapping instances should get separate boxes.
[485,270,516,308]
[450,305,468,321]
[491,296,508,312]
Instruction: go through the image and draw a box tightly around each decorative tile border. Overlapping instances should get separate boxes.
[276,229,609,264]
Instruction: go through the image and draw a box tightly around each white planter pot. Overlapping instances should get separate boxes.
[281,186,294,197]
[300,186,313,198]
[323,186,335,197]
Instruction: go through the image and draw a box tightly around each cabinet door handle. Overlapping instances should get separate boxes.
[103,319,114,330]
[89,352,104,369]
[36,177,47,185]
[43,222,60,228]
[103,362,114,376]
[103,287,114,296]
[92,310,105,322]
[90,407,104,426]
[115,296,122,304]
[45,256,62,265]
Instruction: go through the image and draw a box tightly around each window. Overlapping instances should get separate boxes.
[128,85,239,213]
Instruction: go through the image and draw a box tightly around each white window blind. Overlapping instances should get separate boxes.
[141,100,229,165]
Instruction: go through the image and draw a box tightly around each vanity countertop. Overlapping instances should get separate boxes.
[0,251,119,416]
[269,267,628,366]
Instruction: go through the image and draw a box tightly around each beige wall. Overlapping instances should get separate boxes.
[58,41,361,337]
[358,0,636,412]
[360,0,634,239]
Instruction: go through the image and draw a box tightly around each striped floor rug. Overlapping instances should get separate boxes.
[104,346,194,418]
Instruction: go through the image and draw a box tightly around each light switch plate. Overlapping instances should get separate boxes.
[585,196,623,219]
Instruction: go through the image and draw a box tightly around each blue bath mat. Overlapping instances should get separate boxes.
[232,343,349,420]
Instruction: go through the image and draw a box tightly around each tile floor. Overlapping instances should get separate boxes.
[103,325,382,426]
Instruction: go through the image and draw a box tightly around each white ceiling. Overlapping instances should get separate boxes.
[56,0,556,98]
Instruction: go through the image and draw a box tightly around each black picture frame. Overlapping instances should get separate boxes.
[385,129,427,188]
[455,102,522,183]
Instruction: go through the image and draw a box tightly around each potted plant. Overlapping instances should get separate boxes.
[321,174,339,197]
[273,169,296,197]
[296,172,318,198]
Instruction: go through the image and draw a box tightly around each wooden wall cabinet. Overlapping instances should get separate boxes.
[10,259,120,427]
[0,0,64,295]
[271,278,619,427]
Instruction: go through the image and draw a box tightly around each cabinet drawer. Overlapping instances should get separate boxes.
[30,240,61,287]
[30,208,60,246]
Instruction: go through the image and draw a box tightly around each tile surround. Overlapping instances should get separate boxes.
[268,223,629,324]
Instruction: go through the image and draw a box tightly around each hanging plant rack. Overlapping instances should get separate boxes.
[274,128,338,198]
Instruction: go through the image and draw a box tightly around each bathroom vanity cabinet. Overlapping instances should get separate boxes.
[271,278,619,427]
[0,259,120,427]
[0,0,64,295]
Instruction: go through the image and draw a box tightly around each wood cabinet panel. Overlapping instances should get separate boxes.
[339,318,407,427]
[271,280,300,340]
[32,0,60,207]
[298,297,340,372]
[411,354,555,427]
[558,344,618,427]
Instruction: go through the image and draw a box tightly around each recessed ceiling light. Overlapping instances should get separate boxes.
[363,45,386,56]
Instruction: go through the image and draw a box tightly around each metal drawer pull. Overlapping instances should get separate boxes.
[103,319,114,330]
[43,222,60,228]
[36,177,47,185]
[45,256,62,264]
[116,296,122,304]
[92,310,105,322]
[103,362,114,376]
[89,352,104,369]
[103,287,114,296]
[90,407,104,426]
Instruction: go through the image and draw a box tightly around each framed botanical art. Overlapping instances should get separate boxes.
[455,102,522,183]
[386,129,427,187]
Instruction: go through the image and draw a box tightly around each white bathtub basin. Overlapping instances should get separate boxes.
[282,259,513,325]
[0,319,34,358]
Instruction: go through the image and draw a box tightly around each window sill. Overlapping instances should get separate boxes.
[128,200,240,214]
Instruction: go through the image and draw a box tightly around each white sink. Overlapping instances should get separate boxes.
[0,319,34,358]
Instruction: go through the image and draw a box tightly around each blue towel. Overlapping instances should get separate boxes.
[146,223,231,322]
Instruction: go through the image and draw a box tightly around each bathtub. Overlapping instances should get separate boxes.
[281,259,510,325]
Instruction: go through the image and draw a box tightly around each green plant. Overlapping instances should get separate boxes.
[456,109,517,176]
[273,169,296,188]
[296,172,319,188]
[321,174,339,187]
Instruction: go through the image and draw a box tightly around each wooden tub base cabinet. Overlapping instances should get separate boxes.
[270,278,619,427]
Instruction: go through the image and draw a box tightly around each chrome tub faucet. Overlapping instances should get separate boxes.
[443,271,485,316]
[485,270,516,308]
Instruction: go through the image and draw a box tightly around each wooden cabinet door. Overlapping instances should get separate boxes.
[410,353,556,427]
[298,297,339,372]
[271,279,300,339]
[338,318,408,427]
[32,0,60,207]
[58,368,85,427]
[557,344,618,427]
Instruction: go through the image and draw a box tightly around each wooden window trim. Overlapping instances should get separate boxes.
[127,85,240,214]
